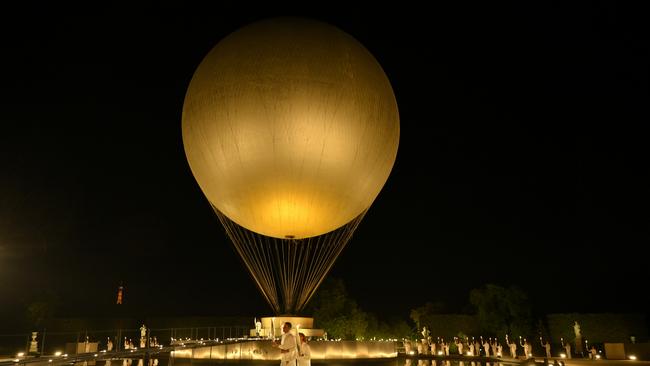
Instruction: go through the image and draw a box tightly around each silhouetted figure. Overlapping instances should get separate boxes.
[509,340,517,359]
[564,343,572,359]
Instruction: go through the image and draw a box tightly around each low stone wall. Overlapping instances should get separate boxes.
[171,340,397,361]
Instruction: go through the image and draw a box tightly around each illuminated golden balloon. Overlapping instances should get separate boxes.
[182,18,399,239]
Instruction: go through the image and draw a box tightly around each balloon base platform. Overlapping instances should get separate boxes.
[250,316,324,338]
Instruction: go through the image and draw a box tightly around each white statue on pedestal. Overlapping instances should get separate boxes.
[255,318,262,337]
[140,324,147,348]
[573,321,581,338]
[29,332,38,353]
[573,321,583,354]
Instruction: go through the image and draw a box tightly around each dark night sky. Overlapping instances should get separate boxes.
[1,3,648,324]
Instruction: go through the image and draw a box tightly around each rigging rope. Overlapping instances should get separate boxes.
[214,206,366,314]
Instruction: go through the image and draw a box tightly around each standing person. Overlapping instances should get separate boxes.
[526,339,533,357]
[563,341,572,359]
[509,339,517,359]
[273,322,297,366]
[540,338,551,359]
[483,338,490,357]
[456,338,464,355]
[520,337,529,358]
[297,333,311,366]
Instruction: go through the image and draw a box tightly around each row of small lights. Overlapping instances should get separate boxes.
[14,351,68,363]
[14,339,639,362]
[13,344,167,363]
[355,338,399,342]
[406,350,638,361]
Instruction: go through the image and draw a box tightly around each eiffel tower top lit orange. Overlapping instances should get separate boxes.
[116,283,124,305]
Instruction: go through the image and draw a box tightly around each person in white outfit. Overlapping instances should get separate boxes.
[297,333,311,366]
[483,339,490,357]
[455,338,464,355]
[273,322,297,366]
[509,340,517,358]
[540,338,551,359]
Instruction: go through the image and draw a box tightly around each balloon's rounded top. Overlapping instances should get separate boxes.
[182,17,399,239]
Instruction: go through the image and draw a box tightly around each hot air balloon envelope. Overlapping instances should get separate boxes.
[182,18,399,239]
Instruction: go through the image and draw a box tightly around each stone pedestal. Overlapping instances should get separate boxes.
[575,336,583,355]
[65,342,99,355]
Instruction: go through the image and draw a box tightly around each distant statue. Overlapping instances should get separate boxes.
[107,337,114,351]
[421,327,430,339]
[573,321,583,354]
[256,320,263,337]
[29,332,38,354]
[140,324,147,348]
[85,336,90,353]
[573,321,581,338]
